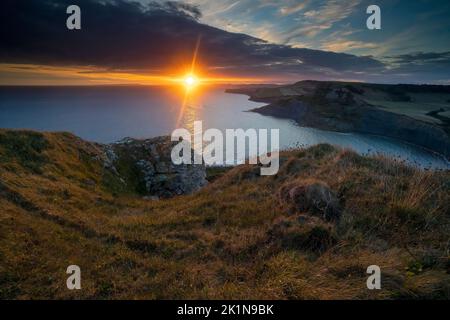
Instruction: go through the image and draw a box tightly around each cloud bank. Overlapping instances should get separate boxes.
[1,0,449,83]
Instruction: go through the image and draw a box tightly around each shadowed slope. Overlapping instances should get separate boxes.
[0,130,449,299]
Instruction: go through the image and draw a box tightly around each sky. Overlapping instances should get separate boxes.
[177,0,450,56]
[1,0,449,85]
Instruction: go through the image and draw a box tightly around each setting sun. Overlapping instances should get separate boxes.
[184,74,199,88]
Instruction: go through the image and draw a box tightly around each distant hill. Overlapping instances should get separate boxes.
[1,129,449,299]
[227,81,450,159]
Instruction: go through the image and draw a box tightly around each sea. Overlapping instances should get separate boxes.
[0,85,448,169]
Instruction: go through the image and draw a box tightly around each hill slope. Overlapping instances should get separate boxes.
[0,129,449,299]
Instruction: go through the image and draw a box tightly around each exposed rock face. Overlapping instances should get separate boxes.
[104,136,207,198]
[254,97,450,159]
[278,179,342,222]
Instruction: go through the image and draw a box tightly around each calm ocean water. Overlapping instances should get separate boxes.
[0,85,448,169]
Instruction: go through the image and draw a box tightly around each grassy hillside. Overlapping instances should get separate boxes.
[0,129,449,299]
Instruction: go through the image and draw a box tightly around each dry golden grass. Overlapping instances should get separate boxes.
[0,129,449,299]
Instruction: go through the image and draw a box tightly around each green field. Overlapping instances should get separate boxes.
[365,93,450,125]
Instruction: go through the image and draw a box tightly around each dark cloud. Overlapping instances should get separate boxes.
[162,1,202,20]
[385,52,450,66]
[0,0,387,80]
[378,52,450,83]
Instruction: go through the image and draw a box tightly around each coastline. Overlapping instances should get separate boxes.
[226,82,450,162]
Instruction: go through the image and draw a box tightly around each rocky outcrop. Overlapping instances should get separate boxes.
[104,136,207,198]
[278,179,342,222]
